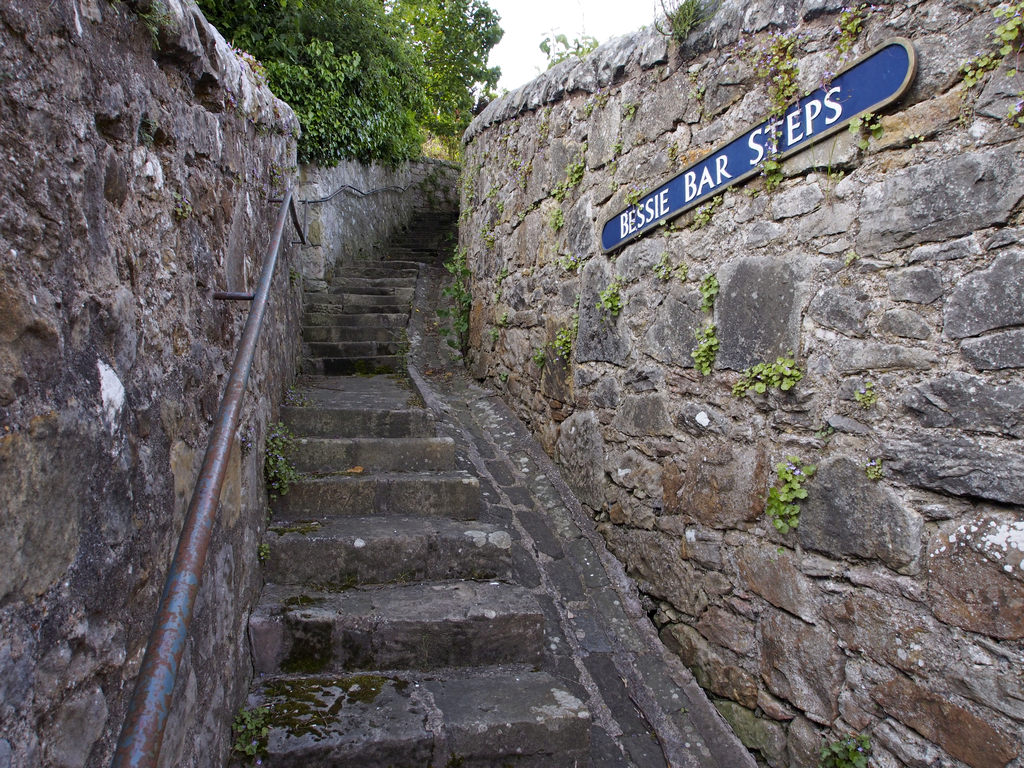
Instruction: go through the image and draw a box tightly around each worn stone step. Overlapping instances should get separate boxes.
[301,356,404,376]
[271,471,480,520]
[329,284,415,301]
[290,436,456,473]
[302,325,401,344]
[282,406,434,439]
[305,340,403,358]
[250,581,544,674]
[263,516,512,586]
[341,266,419,279]
[302,311,409,328]
[249,671,590,767]
[305,296,410,314]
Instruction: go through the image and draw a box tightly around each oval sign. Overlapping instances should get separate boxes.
[601,38,917,253]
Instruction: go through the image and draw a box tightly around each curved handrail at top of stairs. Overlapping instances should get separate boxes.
[111,190,307,768]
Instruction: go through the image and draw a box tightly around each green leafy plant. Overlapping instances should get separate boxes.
[264,422,299,499]
[556,251,585,272]
[698,273,719,312]
[622,102,639,121]
[135,0,173,46]
[960,1,1024,127]
[488,327,500,343]
[836,3,870,60]
[732,356,803,397]
[864,458,883,481]
[257,542,270,563]
[552,150,587,201]
[854,380,877,408]
[532,347,547,368]
[172,192,193,221]
[819,733,871,768]
[548,207,565,231]
[761,155,784,192]
[690,194,723,230]
[843,249,860,267]
[597,277,625,317]
[849,111,883,150]
[498,310,510,327]
[539,32,599,68]
[744,31,801,119]
[766,456,816,533]
[436,246,472,355]
[656,0,717,43]
[624,186,642,207]
[653,252,673,281]
[232,706,270,763]
[691,324,719,375]
[551,315,579,362]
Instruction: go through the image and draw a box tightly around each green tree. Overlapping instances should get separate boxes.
[394,0,503,157]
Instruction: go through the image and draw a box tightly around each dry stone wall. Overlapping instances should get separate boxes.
[459,1,1024,765]
[0,1,301,766]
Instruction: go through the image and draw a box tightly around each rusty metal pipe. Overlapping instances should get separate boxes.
[112,189,295,768]
[213,291,255,301]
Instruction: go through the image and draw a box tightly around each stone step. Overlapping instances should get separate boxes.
[250,581,544,674]
[289,436,456,473]
[341,265,419,279]
[305,340,403,358]
[329,285,415,300]
[301,356,405,376]
[263,516,512,586]
[282,406,434,439]
[306,295,410,312]
[271,471,480,520]
[302,311,409,328]
[248,670,590,767]
[302,326,401,344]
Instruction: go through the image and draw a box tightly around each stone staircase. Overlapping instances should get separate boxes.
[242,257,592,765]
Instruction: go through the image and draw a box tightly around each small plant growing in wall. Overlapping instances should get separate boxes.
[655,0,717,43]
[624,185,643,207]
[766,456,816,534]
[864,457,884,481]
[960,2,1024,127]
[691,324,719,375]
[622,102,639,121]
[744,31,801,119]
[532,346,547,368]
[698,273,719,312]
[835,3,871,60]
[597,277,625,317]
[232,706,270,764]
[732,356,803,397]
[172,192,193,221]
[257,542,270,563]
[551,315,579,362]
[653,252,687,282]
[690,194,723,230]
[854,380,877,408]
[264,422,298,499]
[548,207,565,231]
[819,732,871,768]
[849,112,883,150]
[437,246,472,354]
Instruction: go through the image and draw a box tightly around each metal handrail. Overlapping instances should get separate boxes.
[112,189,306,768]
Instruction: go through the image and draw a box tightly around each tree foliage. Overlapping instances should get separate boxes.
[199,0,501,166]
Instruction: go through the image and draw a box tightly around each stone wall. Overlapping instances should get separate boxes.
[459,1,1024,765]
[299,158,459,282]
[0,1,302,766]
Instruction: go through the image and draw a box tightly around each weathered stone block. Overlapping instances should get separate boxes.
[944,250,1024,339]
[903,372,1024,438]
[738,546,819,622]
[832,339,939,372]
[770,183,823,220]
[871,676,1019,768]
[555,410,606,510]
[908,234,979,263]
[696,605,756,656]
[883,436,1024,505]
[759,611,844,724]
[887,266,943,304]
[799,456,921,570]
[928,516,1024,640]
[713,701,788,768]
[660,623,759,709]
[716,256,807,370]
[962,328,1024,369]
[576,258,629,364]
[877,308,931,340]
[661,442,767,528]
[857,146,1024,255]
[612,393,673,437]
[808,285,870,337]
[643,283,702,367]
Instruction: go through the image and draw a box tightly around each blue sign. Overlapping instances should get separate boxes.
[601,39,917,252]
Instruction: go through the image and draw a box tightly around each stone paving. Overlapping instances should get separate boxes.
[406,264,755,768]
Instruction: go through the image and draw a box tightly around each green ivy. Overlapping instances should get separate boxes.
[766,456,816,534]
[548,207,565,231]
[744,31,801,119]
[691,324,719,375]
[436,246,472,355]
[264,422,299,499]
[836,4,869,60]
[690,194,723,230]
[597,277,625,317]
[864,458,883,480]
[848,111,883,150]
[551,315,578,362]
[819,733,871,768]
[732,356,803,397]
[960,2,1024,126]
[854,380,877,408]
[531,347,547,368]
[232,706,270,763]
[698,273,719,312]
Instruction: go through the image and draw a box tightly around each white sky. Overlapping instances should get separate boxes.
[486,0,662,92]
